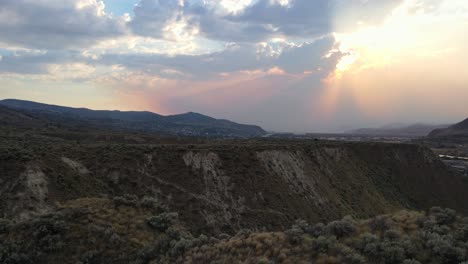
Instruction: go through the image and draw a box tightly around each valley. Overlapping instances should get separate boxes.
[1,102,468,263]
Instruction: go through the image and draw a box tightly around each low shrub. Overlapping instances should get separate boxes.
[146,213,178,232]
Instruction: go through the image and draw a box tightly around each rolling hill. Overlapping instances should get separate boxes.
[429,117,468,138]
[1,113,468,263]
[0,99,266,138]
[347,123,450,137]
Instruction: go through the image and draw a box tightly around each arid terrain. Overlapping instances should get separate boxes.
[1,103,468,263]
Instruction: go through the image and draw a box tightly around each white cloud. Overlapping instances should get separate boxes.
[0,0,127,49]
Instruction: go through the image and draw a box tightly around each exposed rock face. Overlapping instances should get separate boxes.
[256,150,327,207]
[181,151,245,228]
[61,157,89,175]
[15,165,50,220]
[1,140,467,234]
[183,152,230,203]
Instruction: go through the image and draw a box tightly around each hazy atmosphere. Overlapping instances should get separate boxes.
[3,2,468,263]
[1,0,467,132]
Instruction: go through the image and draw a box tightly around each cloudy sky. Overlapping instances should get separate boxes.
[1,0,467,132]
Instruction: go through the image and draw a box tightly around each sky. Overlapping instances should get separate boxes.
[0,0,468,132]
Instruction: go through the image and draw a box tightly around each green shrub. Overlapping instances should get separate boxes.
[326,217,356,238]
[285,227,304,244]
[383,229,401,241]
[146,213,178,232]
[292,219,312,234]
[311,223,326,237]
[113,195,138,207]
[140,196,164,211]
[380,242,406,264]
[311,236,337,255]
[370,215,393,233]
[429,207,457,225]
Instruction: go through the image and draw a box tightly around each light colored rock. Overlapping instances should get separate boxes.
[61,157,90,174]
[256,150,327,206]
[183,151,246,227]
[16,164,50,220]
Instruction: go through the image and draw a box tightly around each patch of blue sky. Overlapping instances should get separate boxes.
[0,49,13,56]
[103,0,139,16]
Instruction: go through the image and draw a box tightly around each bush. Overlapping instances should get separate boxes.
[133,239,171,264]
[326,217,356,238]
[455,224,468,241]
[311,223,326,237]
[146,213,178,232]
[140,196,166,213]
[311,236,337,255]
[335,244,365,264]
[370,215,393,233]
[217,233,231,240]
[170,237,194,257]
[79,250,101,264]
[0,218,11,233]
[357,233,379,252]
[285,228,304,244]
[380,242,406,264]
[236,228,253,237]
[425,232,466,263]
[429,207,457,225]
[383,229,401,242]
[113,195,138,207]
[0,243,33,264]
[292,219,312,234]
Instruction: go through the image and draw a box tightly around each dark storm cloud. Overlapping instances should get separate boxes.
[0,0,398,79]
[128,0,403,42]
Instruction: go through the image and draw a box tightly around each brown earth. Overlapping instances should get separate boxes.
[1,136,467,235]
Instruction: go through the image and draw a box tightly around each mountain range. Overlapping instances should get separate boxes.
[429,118,468,138]
[347,123,450,137]
[2,99,468,263]
[0,99,266,138]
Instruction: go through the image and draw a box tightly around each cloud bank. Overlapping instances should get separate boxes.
[1,0,467,132]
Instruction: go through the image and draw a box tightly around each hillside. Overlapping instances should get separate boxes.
[348,124,449,137]
[1,195,468,263]
[1,133,467,232]
[1,125,468,263]
[429,118,468,138]
[0,105,46,128]
[0,99,266,138]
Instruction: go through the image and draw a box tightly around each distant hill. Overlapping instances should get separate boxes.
[0,99,266,138]
[347,123,450,137]
[429,117,468,137]
[2,110,468,263]
[0,105,45,128]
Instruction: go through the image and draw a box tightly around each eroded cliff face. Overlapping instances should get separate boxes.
[14,164,50,220]
[1,140,466,234]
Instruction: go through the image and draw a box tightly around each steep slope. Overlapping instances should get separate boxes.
[429,117,468,137]
[0,99,266,137]
[1,137,467,235]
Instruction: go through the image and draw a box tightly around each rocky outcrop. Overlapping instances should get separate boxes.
[9,164,51,221]
[1,140,467,234]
